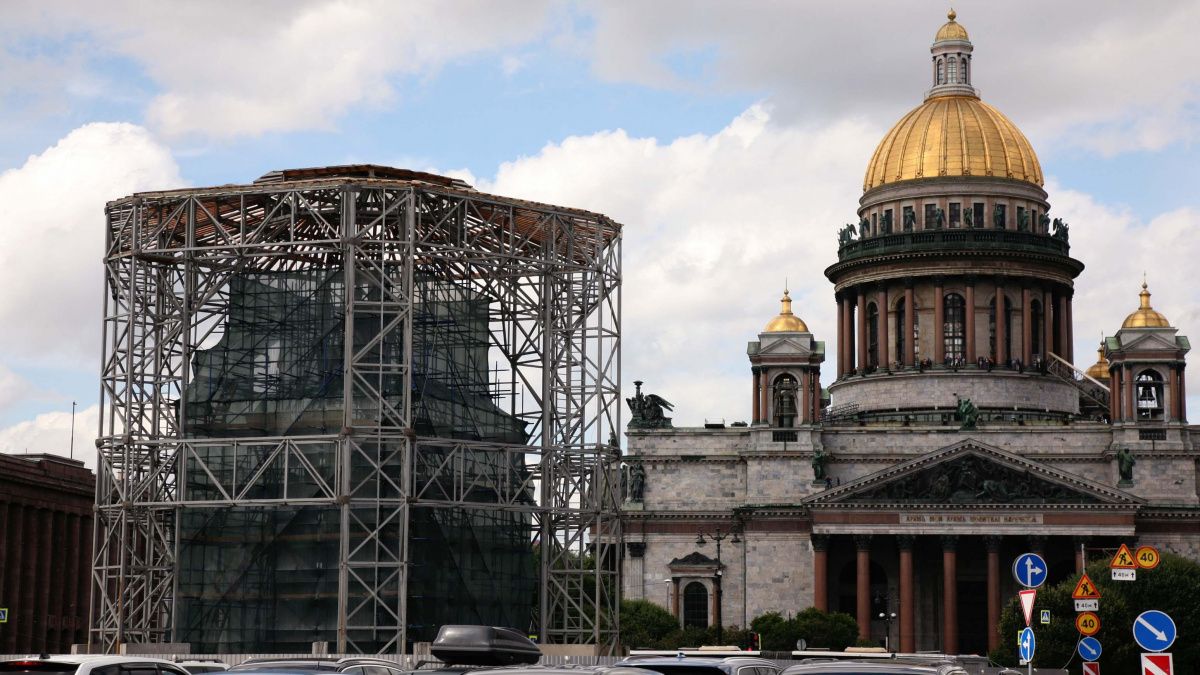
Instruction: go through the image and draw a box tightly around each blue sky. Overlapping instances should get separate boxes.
[1,1,1199,462]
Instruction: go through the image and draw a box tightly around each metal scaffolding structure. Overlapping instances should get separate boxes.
[92,166,622,654]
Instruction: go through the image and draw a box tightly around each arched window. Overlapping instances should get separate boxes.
[989,297,1014,363]
[943,293,965,362]
[772,374,798,428]
[1136,370,1164,420]
[867,302,880,368]
[683,581,709,628]
[948,57,958,83]
[1030,299,1043,359]
[895,298,920,364]
[936,59,945,85]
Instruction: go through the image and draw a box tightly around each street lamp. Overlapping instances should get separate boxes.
[877,611,897,651]
[696,527,741,644]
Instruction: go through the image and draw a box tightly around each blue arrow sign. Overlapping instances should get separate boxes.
[1019,627,1036,663]
[1012,552,1048,588]
[1077,637,1102,661]
[1133,610,1177,652]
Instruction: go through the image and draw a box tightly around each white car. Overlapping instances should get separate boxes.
[1,655,193,675]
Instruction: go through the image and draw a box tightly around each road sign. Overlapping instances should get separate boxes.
[1018,627,1035,663]
[1112,543,1137,568]
[0,608,6,623]
[1013,552,1048,587]
[1082,662,1099,675]
[1019,589,1037,626]
[1040,610,1050,625]
[1078,636,1103,661]
[1073,573,1102,599]
[1076,611,1101,637]
[1075,599,1099,612]
[1136,545,1162,569]
[1141,653,1173,675]
[1134,610,1177,652]
[1113,568,1137,581]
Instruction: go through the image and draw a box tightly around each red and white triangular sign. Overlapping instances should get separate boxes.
[1142,652,1173,675]
[1083,662,1100,675]
[1019,589,1037,627]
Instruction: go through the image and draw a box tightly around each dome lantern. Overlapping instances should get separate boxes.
[1121,281,1171,329]
[928,9,977,100]
[764,289,809,333]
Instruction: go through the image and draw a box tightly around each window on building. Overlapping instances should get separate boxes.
[988,296,1014,363]
[973,203,985,228]
[1136,370,1164,420]
[937,59,945,84]
[773,374,798,428]
[903,205,914,231]
[924,204,937,229]
[871,212,877,235]
[995,204,1007,229]
[683,581,709,628]
[962,59,969,83]
[949,203,961,228]
[944,293,966,362]
[883,208,893,233]
[948,57,958,83]
[1017,206,1026,231]
[1032,208,1040,233]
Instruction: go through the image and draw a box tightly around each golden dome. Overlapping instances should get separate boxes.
[935,9,969,41]
[764,290,809,332]
[1084,343,1109,381]
[864,95,1043,191]
[1121,282,1171,329]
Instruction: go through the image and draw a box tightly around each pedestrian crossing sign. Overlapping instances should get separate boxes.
[0,608,7,623]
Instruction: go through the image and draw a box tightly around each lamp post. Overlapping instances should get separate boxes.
[696,527,741,644]
[878,610,897,651]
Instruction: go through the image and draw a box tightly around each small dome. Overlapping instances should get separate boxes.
[764,290,809,333]
[1121,282,1171,329]
[935,9,969,41]
[864,95,1043,191]
[1084,343,1109,381]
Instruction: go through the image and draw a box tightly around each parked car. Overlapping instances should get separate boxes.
[173,660,229,675]
[405,626,655,675]
[231,658,404,675]
[1,656,193,675]
[614,655,782,675]
[780,660,968,675]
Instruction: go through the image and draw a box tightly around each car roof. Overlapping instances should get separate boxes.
[782,663,963,675]
[3,658,182,667]
[617,658,777,667]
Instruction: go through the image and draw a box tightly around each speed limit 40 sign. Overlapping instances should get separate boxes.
[1076,611,1101,637]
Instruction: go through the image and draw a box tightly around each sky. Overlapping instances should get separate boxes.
[1,1,1199,467]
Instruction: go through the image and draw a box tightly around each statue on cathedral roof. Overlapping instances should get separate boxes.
[627,380,674,429]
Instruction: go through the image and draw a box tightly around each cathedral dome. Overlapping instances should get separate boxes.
[863,96,1043,192]
[935,10,969,41]
[764,290,809,332]
[1085,343,1109,381]
[1121,282,1171,329]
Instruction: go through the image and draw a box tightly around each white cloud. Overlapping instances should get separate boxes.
[0,122,182,366]
[3,1,555,139]
[479,105,879,424]
[0,404,99,469]
[0,364,33,412]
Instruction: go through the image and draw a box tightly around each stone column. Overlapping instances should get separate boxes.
[761,370,770,425]
[877,286,889,368]
[1125,364,1135,421]
[1066,293,1075,362]
[1110,366,1121,422]
[843,294,855,376]
[934,279,945,363]
[855,535,872,640]
[812,534,829,612]
[1057,293,1068,358]
[0,503,7,631]
[799,370,810,424]
[942,535,958,655]
[985,535,1002,653]
[2,505,24,653]
[63,513,81,652]
[1169,367,1179,422]
[904,283,916,367]
[671,577,681,624]
[965,278,976,363]
[76,515,93,647]
[995,281,1007,364]
[812,369,822,423]
[857,290,868,373]
[751,367,761,424]
[1022,287,1032,365]
[836,295,845,377]
[1043,289,1054,359]
[898,535,915,653]
[1180,365,1187,421]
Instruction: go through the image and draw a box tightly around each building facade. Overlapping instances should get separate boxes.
[0,453,95,654]
[620,12,1200,656]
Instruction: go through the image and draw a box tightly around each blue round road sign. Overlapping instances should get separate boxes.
[1012,552,1048,588]
[1018,627,1036,663]
[1133,610,1177,652]
[1077,637,1102,661]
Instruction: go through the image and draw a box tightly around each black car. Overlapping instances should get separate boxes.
[780,661,968,675]
[231,658,406,675]
[614,656,782,675]
[401,626,655,675]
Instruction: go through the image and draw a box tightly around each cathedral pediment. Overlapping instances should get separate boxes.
[757,335,813,356]
[1114,330,1182,352]
[805,440,1141,508]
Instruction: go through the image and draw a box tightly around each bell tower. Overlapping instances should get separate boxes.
[747,290,825,427]
[1107,282,1189,429]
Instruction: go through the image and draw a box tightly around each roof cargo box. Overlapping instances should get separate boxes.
[430,625,542,666]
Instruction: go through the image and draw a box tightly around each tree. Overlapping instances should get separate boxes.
[750,608,859,652]
[992,552,1200,672]
[619,599,679,649]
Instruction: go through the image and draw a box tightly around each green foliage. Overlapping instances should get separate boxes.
[619,599,680,649]
[995,552,1200,672]
[750,608,859,652]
